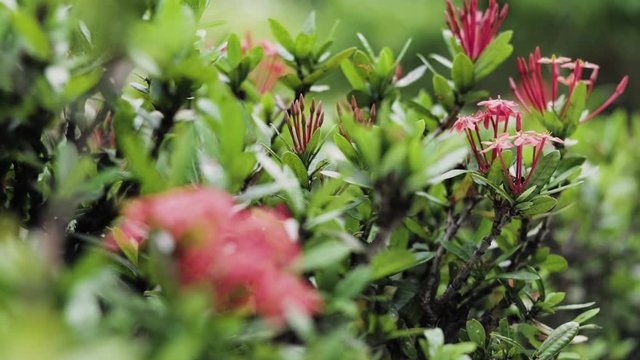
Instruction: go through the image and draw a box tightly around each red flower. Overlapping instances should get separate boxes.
[445,0,509,61]
[453,96,570,195]
[510,47,629,123]
[106,187,322,323]
[284,95,325,155]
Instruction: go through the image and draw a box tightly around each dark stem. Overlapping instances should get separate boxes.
[422,198,479,316]
[432,104,462,137]
[509,217,550,271]
[436,205,513,305]
[365,223,394,260]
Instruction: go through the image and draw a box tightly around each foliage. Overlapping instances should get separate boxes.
[0,0,633,359]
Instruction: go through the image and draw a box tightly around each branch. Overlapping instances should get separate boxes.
[509,217,550,271]
[436,205,512,305]
[422,198,479,314]
[366,221,397,260]
[432,104,462,137]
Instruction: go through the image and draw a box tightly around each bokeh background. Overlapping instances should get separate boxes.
[205,0,638,109]
[205,1,640,359]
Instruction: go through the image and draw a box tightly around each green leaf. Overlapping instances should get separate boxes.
[528,150,561,190]
[282,151,309,185]
[305,47,356,85]
[466,319,486,348]
[536,322,580,360]
[12,11,52,60]
[432,74,455,110]
[376,47,395,76]
[471,173,513,204]
[370,250,435,280]
[396,65,427,88]
[429,53,453,69]
[474,31,513,81]
[491,271,540,281]
[302,11,316,35]
[544,292,566,308]
[121,133,165,194]
[488,149,513,186]
[341,59,367,90]
[563,81,587,133]
[62,70,103,101]
[294,33,317,59]
[451,53,475,92]
[516,185,537,202]
[112,227,140,266]
[351,126,381,169]
[356,33,376,59]
[335,266,372,299]
[540,254,568,273]
[182,0,210,20]
[268,18,296,53]
[169,123,198,186]
[573,308,599,324]
[226,33,242,68]
[403,218,430,240]
[521,195,557,217]
[280,74,303,90]
[423,328,445,358]
[333,133,358,163]
[555,302,596,311]
[302,241,351,271]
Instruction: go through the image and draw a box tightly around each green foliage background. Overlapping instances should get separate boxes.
[209,0,640,357]
[207,0,638,110]
[0,0,638,359]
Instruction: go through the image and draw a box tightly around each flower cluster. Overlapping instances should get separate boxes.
[106,187,322,322]
[284,95,325,155]
[453,98,563,194]
[241,33,288,94]
[337,96,377,127]
[445,0,509,61]
[509,47,629,123]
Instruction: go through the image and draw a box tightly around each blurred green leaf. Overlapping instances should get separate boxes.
[451,53,475,92]
[474,31,513,81]
[370,250,434,280]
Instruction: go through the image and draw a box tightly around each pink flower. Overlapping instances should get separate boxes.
[445,0,509,61]
[529,131,564,147]
[510,48,629,124]
[452,113,483,133]
[482,133,513,153]
[106,187,322,323]
[240,32,288,94]
[477,96,518,118]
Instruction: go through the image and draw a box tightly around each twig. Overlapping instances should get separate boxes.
[422,198,479,314]
[432,104,462,137]
[436,205,513,305]
[509,217,550,271]
[366,222,397,260]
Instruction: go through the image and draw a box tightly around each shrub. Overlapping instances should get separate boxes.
[0,0,631,359]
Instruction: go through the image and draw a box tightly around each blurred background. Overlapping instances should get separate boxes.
[205,0,638,110]
[206,1,640,359]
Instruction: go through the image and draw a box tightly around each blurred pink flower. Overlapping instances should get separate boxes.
[106,187,322,323]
